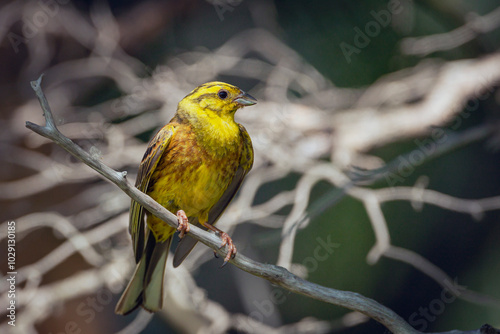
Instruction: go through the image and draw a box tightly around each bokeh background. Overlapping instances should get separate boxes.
[1,0,500,333]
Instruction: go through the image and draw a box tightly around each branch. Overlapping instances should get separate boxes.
[400,7,500,56]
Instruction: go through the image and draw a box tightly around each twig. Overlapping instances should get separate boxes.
[0,213,127,291]
[400,7,500,56]
[25,75,421,334]
[384,246,500,309]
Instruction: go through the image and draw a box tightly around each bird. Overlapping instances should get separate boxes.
[115,81,256,315]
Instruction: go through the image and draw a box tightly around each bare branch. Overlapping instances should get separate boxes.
[400,7,500,56]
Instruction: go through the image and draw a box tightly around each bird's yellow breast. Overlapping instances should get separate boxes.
[146,122,242,241]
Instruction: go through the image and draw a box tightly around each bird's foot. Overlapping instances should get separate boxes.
[218,231,237,267]
[176,210,190,239]
[204,224,237,267]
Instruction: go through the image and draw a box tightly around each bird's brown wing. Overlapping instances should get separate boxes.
[173,124,253,267]
[130,124,175,263]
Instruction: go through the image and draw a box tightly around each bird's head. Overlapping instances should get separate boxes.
[178,81,257,122]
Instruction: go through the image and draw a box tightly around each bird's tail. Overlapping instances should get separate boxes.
[115,233,171,315]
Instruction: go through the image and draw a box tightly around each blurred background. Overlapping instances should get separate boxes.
[1,0,500,333]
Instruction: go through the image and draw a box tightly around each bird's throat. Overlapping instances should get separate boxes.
[189,112,241,155]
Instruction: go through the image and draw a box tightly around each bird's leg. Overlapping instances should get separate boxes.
[176,210,190,239]
[202,223,237,266]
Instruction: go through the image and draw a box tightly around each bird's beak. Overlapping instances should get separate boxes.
[234,91,257,106]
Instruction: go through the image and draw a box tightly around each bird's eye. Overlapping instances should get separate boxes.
[218,89,228,99]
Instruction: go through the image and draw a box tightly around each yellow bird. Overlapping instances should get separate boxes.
[115,82,256,315]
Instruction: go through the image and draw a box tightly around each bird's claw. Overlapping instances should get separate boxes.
[176,210,190,239]
[218,232,236,267]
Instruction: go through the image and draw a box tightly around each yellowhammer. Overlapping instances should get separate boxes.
[115,82,256,315]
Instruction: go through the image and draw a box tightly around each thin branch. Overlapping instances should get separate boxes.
[384,246,500,309]
[374,187,500,220]
[400,7,500,56]
[25,75,422,334]
[0,213,127,291]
